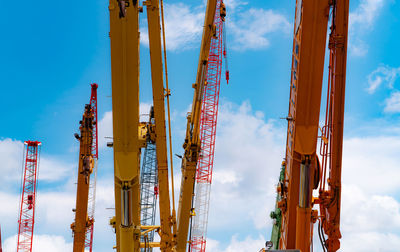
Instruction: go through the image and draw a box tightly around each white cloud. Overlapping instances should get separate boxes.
[384,91,400,113]
[349,0,386,28]
[140,3,204,51]
[366,65,400,94]
[348,39,368,57]
[4,234,72,252]
[342,136,400,194]
[141,2,289,52]
[340,185,400,251]
[98,111,113,149]
[229,8,290,50]
[207,235,266,252]
[224,0,248,12]
[207,101,285,233]
[0,138,24,185]
[341,232,400,251]
[349,0,388,56]
[0,139,72,189]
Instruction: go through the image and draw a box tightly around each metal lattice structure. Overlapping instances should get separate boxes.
[190,1,224,251]
[140,112,158,252]
[17,141,41,252]
[85,83,99,251]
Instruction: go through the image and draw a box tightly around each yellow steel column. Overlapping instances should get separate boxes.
[144,0,174,251]
[109,0,141,251]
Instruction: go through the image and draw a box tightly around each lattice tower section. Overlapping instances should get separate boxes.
[17,141,41,252]
[140,112,158,252]
[190,1,224,251]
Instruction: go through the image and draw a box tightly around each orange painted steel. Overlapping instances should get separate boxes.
[71,103,95,252]
[318,0,349,251]
[85,83,99,252]
[277,0,349,251]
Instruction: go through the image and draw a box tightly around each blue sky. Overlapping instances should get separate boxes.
[1,0,400,251]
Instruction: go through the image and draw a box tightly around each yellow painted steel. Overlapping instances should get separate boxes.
[71,105,94,252]
[175,1,217,251]
[109,0,141,251]
[144,0,174,250]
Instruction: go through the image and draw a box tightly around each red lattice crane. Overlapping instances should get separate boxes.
[17,140,41,252]
[189,1,225,251]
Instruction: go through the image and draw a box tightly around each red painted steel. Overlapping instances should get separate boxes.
[17,141,41,252]
[190,1,224,251]
[85,83,98,252]
[89,83,99,159]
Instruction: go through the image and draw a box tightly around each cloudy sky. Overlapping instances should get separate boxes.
[1,0,400,251]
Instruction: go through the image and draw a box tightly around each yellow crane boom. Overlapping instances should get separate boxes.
[109,0,173,251]
[144,0,174,250]
[109,0,141,251]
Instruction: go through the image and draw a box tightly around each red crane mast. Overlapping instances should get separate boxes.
[17,140,41,252]
[189,1,225,251]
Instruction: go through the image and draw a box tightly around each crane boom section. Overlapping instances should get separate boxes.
[72,105,95,252]
[109,0,141,251]
[175,1,217,251]
[144,0,174,250]
[279,0,329,251]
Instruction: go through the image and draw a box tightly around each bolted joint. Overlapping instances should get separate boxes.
[164,88,171,97]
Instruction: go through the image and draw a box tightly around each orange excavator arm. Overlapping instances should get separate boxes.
[269,1,349,252]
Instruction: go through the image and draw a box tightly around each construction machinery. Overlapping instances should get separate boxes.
[176,0,226,251]
[139,107,158,251]
[85,83,99,252]
[268,0,349,251]
[71,84,98,252]
[108,0,226,251]
[17,141,41,252]
[109,0,173,250]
